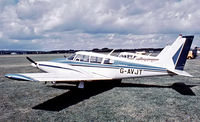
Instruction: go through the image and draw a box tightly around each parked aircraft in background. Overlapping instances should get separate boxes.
[118,45,171,62]
[5,35,194,88]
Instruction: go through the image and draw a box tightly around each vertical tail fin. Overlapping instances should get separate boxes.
[158,35,194,71]
[173,36,194,70]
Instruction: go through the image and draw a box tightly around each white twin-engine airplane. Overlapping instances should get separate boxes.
[5,35,194,88]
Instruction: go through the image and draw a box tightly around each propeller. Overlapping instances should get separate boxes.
[26,57,37,65]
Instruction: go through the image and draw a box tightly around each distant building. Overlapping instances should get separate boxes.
[11,52,17,55]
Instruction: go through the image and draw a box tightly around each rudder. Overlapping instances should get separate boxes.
[173,36,194,70]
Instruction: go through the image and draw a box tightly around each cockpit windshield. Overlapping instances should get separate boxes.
[68,54,75,60]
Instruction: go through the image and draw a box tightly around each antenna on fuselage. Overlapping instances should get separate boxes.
[108,49,115,56]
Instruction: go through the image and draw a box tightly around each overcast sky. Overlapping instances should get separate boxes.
[0,0,199,50]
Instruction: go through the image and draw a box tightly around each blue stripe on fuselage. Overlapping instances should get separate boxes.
[39,64,82,73]
[50,59,166,72]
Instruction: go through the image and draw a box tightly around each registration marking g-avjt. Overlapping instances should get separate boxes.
[120,68,142,75]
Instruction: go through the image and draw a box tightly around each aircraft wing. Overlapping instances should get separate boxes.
[5,73,113,82]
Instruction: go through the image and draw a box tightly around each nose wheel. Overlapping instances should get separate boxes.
[78,82,84,89]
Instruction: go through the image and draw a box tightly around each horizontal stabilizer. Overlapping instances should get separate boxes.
[168,69,193,77]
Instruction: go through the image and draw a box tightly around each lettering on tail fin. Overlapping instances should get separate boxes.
[172,36,194,70]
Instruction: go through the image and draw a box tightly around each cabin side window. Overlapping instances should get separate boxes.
[127,55,133,59]
[119,55,126,58]
[90,56,102,64]
[104,58,114,64]
[83,55,89,62]
[75,54,89,62]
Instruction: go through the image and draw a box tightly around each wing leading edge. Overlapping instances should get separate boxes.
[5,73,113,82]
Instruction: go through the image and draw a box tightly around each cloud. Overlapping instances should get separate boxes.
[0,0,199,50]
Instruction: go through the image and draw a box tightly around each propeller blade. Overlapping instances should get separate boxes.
[26,57,37,65]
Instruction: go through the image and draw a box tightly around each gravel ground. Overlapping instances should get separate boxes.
[0,54,200,121]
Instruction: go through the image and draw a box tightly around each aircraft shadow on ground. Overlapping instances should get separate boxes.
[32,81,197,111]
[32,82,118,111]
[118,82,196,96]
